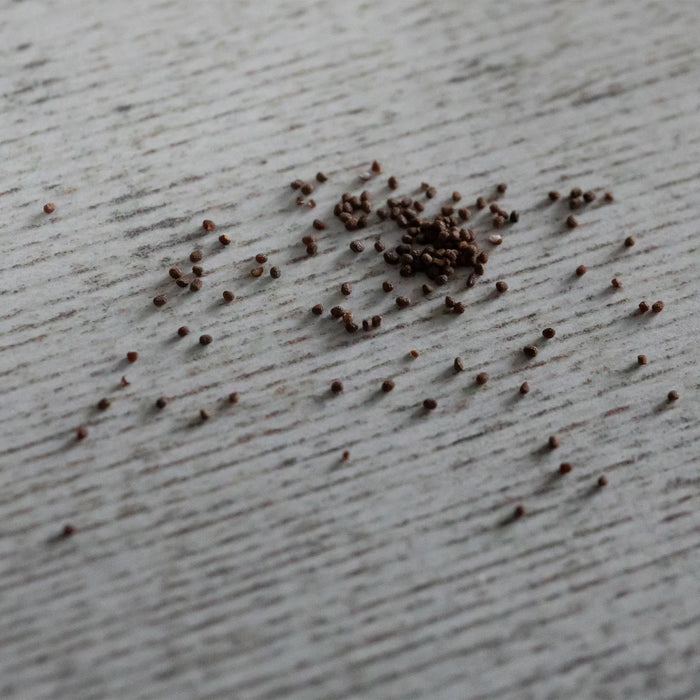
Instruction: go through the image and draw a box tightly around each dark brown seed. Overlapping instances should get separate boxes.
[371,315,382,328]
[120,376,130,387]
[202,219,216,231]
[495,281,508,293]
[312,304,323,316]
[153,294,167,307]
[190,250,203,262]
[624,236,635,247]
[410,349,419,358]
[513,505,525,519]
[426,187,437,199]
[222,290,234,303]
[340,282,352,296]
[441,205,454,216]
[496,183,508,194]
[382,280,394,293]
[570,187,582,199]
[362,319,371,331]
[445,295,455,308]
[331,380,344,394]
[307,199,316,208]
[371,160,382,173]
[452,191,462,202]
[177,326,189,337]
[126,351,139,363]
[175,278,188,288]
[569,199,581,211]
[301,236,315,247]
[300,183,313,196]
[255,253,268,264]
[388,176,398,190]
[291,179,303,190]
[344,321,359,333]
[218,234,230,246]
[200,409,210,421]
[169,267,182,279]
[423,398,437,410]
[638,301,650,313]
[542,327,555,339]
[199,334,213,345]
[548,435,560,449]
[192,265,203,277]
[597,475,608,487]
[349,240,365,253]
[667,390,679,402]
[454,357,464,372]
[341,450,350,461]
[316,171,328,182]
[60,524,75,537]
[190,278,202,292]
[306,243,318,256]
[312,219,326,231]
[422,284,433,295]
[43,202,55,214]
[566,215,578,229]
[413,200,425,213]
[475,372,489,385]
[97,398,111,410]
[509,210,519,223]
[76,425,87,441]
[156,397,168,409]
[374,240,386,253]
[250,266,264,278]
[548,191,560,201]
[611,278,622,288]
[493,215,506,229]
[583,191,596,203]
[575,264,587,277]
[330,306,345,319]
[651,301,664,313]
[396,296,410,309]
[229,392,239,404]
[270,266,281,279]
[342,312,354,325]
[559,462,572,474]
[604,192,614,202]
[519,381,530,395]
[458,207,470,220]
[453,302,466,314]
[381,379,395,393]
[637,354,647,365]
[523,345,538,358]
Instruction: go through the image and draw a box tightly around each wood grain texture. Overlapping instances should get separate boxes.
[1,0,699,698]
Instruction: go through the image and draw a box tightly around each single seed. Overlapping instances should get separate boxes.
[575,264,587,277]
[250,266,264,278]
[312,219,326,231]
[519,381,530,395]
[542,327,556,339]
[362,319,370,331]
[458,207,470,220]
[291,179,303,190]
[583,190,596,203]
[479,250,491,264]
[192,265,203,277]
[76,425,87,441]
[513,505,525,519]
[60,524,75,538]
[222,290,234,302]
[340,282,352,296]
[202,219,216,231]
[453,302,466,314]
[301,236,315,247]
[454,357,464,372]
[199,334,213,345]
[388,176,398,189]
[382,280,394,293]
[667,390,679,402]
[316,171,328,182]
[229,392,239,404]
[344,321,359,333]
[445,295,455,308]
[475,372,489,385]
[200,409,210,421]
[566,215,578,229]
[396,295,410,309]
[175,278,188,288]
[408,350,420,360]
[496,183,508,194]
[604,191,614,202]
[523,345,538,358]
[300,183,313,195]
[311,304,323,316]
[422,284,433,295]
[307,199,316,208]
[492,215,505,228]
[350,240,365,253]
[611,278,622,288]
[331,380,344,394]
[97,398,111,410]
[637,354,647,365]
[120,376,130,387]
[509,210,519,223]
[190,278,202,292]
[155,397,168,409]
[651,300,664,313]
[218,234,230,246]
[296,196,304,206]
[381,379,395,393]
[169,267,183,279]
[359,171,371,181]
[177,326,189,337]
[423,398,437,410]
[270,266,281,279]
[476,196,487,209]
[559,462,572,474]
[570,187,582,199]
[190,250,203,262]
[371,315,382,328]
[330,306,344,319]
[548,435,560,449]
[548,190,560,201]
[597,475,608,487]
[153,294,167,307]
[126,351,139,363]
[495,281,508,293]
[255,253,268,263]
[624,236,635,247]
[306,243,318,256]
[374,240,386,253]
[638,301,650,312]
[341,450,350,461]
[371,160,382,173]
[43,202,55,214]
[569,198,582,210]
[489,234,502,245]
[425,187,437,199]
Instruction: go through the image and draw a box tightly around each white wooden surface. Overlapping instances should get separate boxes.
[1,1,699,698]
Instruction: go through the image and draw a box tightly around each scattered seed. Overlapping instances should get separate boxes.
[453,302,466,314]
[371,315,382,328]
[476,196,487,209]
[218,234,230,246]
[306,243,318,256]
[175,278,188,288]
[202,219,216,231]
[513,505,525,519]
[575,264,587,277]
[222,290,234,302]
[192,265,203,277]
[229,392,239,404]
[454,357,464,372]
[340,282,352,296]
[341,450,350,461]
[190,278,202,292]
[190,250,203,262]
[200,409,210,421]
[509,210,519,223]
[611,278,622,288]
[120,376,130,387]
[422,284,433,295]
[255,253,268,264]
[489,234,502,245]
[374,239,387,253]
[637,354,647,365]
[126,351,139,363]
[270,266,281,279]
[316,171,328,182]
[350,240,365,253]
[296,196,304,206]
[496,183,508,194]
[604,192,614,202]
[458,207,470,220]
[362,319,371,331]
[291,179,303,190]
[396,295,410,309]
[423,398,437,410]
[312,303,323,316]
[381,379,395,393]
[519,381,530,395]
[76,425,87,441]
[60,524,75,538]
[300,183,313,196]
[475,372,489,385]
[542,327,556,339]
[523,345,538,358]
[331,380,344,394]
[548,435,560,449]
[153,294,167,307]
[583,191,596,203]
[250,266,264,278]
[570,187,582,199]
[445,295,455,308]
[169,267,183,279]
[43,202,55,214]
[566,215,578,229]
[651,300,664,313]
[624,236,635,247]
[307,199,316,208]
[667,390,679,402]
[426,187,436,199]
[199,334,213,345]
[388,176,398,189]
[312,219,326,231]
[382,280,394,293]
[155,397,168,409]
[177,326,189,337]
[344,320,359,333]
[638,301,650,313]
[597,475,608,487]
[495,281,508,293]
[548,191,560,201]
[330,306,345,319]
[569,198,582,210]
[559,462,572,474]
[97,398,111,410]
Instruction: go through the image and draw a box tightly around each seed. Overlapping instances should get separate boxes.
[155,397,168,409]
[192,265,203,277]
[190,278,202,292]
[454,357,464,372]
[382,280,394,293]
[495,281,508,293]
[476,196,487,209]
[126,351,139,363]
[396,296,410,309]
[359,171,371,181]
[597,475,608,487]
[120,376,130,387]
[229,392,239,404]
[509,210,519,223]
[424,187,436,199]
[177,326,189,337]
[60,524,75,538]
[423,398,437,410]
[300,183,313,195]
[202,219,216,231]
[513,505,525,519]
[254,253,268,264]
[169,267,183,279]
[291,179,303,190]
[583,191,596,203]
[349,240,365,253]
[453,302,466,314]
[624,236,635,247]
[306,243,318,256]
[548,435,560,449]
[153,294,167,307]
[388,176,398,189]
[250,266,264,277]
[422,284,433,295]
[492,214,506,228]
[637,354,647,365]
[475,372,489,385]
[175,278,188,288]
[638,301,650,312]
[489,234,502,245]
[199,334,213,345]
[43,202,55,214]
[496,183,507,194]
[570,187,582,198]
[316,171,328,182]
[519,381,530,395]
[222,290,234,302]
[542,327,555,339]
[569,199,582,211]
[312,219,326,231]
[331,380,344,394]
[381,379,395,392]
[373,239,386,253]
[344,321,359,333]
[341,450,350,461]
[651,300,664,313]
[311,304,323,316]
[611,278,622,288]
[559,462,572,474]
[566,215,578,229]
[445,295,455,308]
[371,160,382,173]
[667,390,679,402]
[603,192,614,202]
[575,264,587,277]
[270,266,281,279]
[200,409,210,421]
[371,315,382,327]
[548,191,560,201]
[307,199,316,208]
[190,250,203,262]
[296,196,304,206]
[410,349,420,358]
[330,306,344,319]
[362,319,371,331]
[340,282,352,296]
[76,425,87,441]
[218,234,230,246]
[97,398,111,410]
[458,207,470,220]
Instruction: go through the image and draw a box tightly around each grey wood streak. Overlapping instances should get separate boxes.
[0,0,698,698]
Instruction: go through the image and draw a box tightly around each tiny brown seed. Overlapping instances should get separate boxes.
[638,301,650,313]
[559,462,572,474]
[423,398,437,410]
[169,267,182,279]
[218,234,230,246]
[190,250,203,262]
[542,327,555,339]
[651,301,664,313]
[177,326,189,337]
[202,219,216,231]
[637,354,647,365]
[126,351,139,363]
[190,278,202,292]
[575,264,587,277]
[495,281,508,293]
[519,381,529,395]
[453,357,464,372]
[381,379,395,393]
[624,236,635,247]
[270,266,281,279]
[153,294,167,307]
[523,345,538,358]
[199,334,213,345]
[312,304,323,316]
[667,390,679,402]
[97,398,111,410]
[331,380,344,394]
[475,372,489,385]
[43,202,55,214]
[222,290,234,302]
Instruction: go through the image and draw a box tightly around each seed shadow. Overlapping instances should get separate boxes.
[497,511,523,527]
